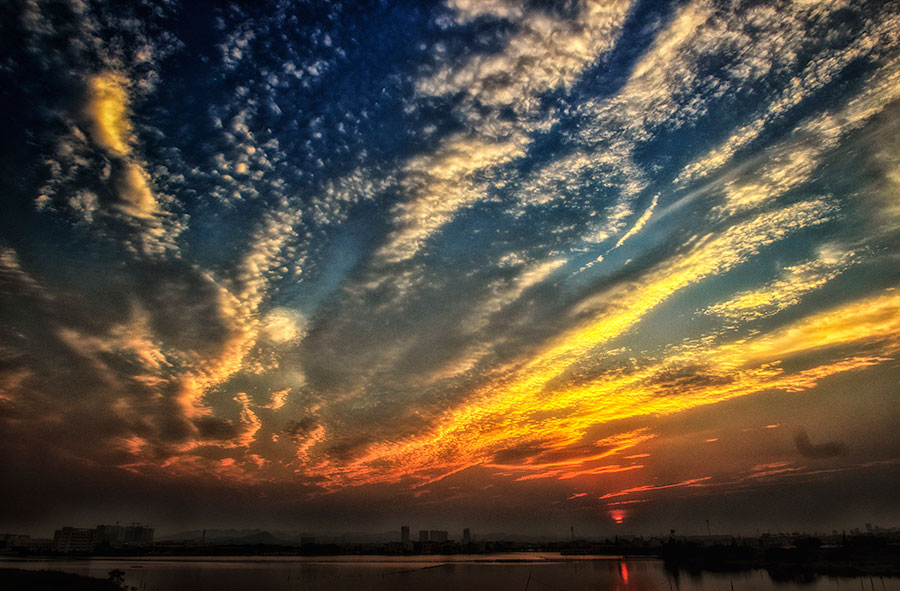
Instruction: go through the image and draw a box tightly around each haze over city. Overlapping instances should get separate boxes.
[1,0,899,540]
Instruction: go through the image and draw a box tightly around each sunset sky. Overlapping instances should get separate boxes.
[1,0,899,537]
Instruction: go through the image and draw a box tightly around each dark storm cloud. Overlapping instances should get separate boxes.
[794,429,848,460]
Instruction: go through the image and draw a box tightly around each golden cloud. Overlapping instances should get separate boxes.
[85,72,133,158]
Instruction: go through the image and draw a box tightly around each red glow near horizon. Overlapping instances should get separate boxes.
[610,509,626,524]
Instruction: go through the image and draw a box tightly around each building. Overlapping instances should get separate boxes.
[429,530,448,543]
[401,526,409,543]
[0,534,53,553]
[123,523,154,545]
[52,527,97,553]
[463,528,471,545]
[95,523,154,548]
[95,524,126,548]
[419,530,429,543]
[28,538,53,553]
[0,533,32,549]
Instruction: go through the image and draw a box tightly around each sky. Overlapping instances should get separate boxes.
[1,0,899,538]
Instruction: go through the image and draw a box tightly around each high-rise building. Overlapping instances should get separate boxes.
[123,523,154,545]
[463,528,471,544]
[95,524,126,547]
[429,530,448,543]
[96,523,154,547]
[401,525,410,543]
[419,530,429,543]
[52,527,97,553]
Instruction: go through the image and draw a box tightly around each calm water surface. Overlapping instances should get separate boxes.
[2,554,897,591]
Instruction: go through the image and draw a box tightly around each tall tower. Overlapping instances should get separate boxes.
[401,525,410,543]
[463,528,471,545]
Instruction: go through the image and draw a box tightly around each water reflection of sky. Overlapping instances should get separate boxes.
[4,557,899,591]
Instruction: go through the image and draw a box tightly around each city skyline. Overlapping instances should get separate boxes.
[1,0,899,536]
[7,520,897,551]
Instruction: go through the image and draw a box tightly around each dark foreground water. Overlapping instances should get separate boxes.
[2,554,898,591]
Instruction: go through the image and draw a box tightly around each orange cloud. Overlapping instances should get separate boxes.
[600,476,713,500]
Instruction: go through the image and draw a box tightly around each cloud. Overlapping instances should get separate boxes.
[262,309,307,345]
[559,0,900,242]
[376,134,528,263]
[3,0,900,523]
[724,290,900,365]
[599,477,713,500]
[676,14,900,186]
[85,72,134,158]
[375,0,634,264]
[0,246,50,301]
[458,257,566,336]
[504,0,878,256]
[12,1,188,255]
[305,277,899,491]
[511,148,647,224]
[79,73,168,228]
[55,304,173,390]
[115,160,159,218]
[421,0,633,121]
[262,388,292,412]
[233,391,262,449]
[194,417,242,441]
[703,247,855,322]
[794,430,848,459]
[613,194,659,250]
[249,1,900,495]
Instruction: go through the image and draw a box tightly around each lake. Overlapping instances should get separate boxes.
[2,554,897,591]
